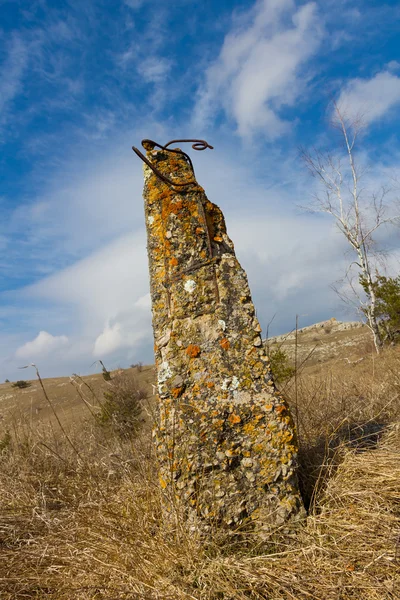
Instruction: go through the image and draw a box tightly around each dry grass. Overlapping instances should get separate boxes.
[0,349,399,599]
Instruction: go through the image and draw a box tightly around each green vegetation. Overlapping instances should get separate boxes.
[98,371,146,436]
[99,360,112,381]
[361,273,400,344]
[268,347,295,384]
[11,380,31,389]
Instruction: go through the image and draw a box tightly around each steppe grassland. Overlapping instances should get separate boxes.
[0,330,399,599]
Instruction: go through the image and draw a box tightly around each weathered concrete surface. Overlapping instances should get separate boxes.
[143,146,304,533]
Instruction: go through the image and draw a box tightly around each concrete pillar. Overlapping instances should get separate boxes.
[141,142,304,533]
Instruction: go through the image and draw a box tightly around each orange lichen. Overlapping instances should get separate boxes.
[169,199,183,214]
[220,337,230,350]
[228,413,241,424]
[145,148,303,531]
[186,344,201,358]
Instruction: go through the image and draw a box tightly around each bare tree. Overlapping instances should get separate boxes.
[301,102,400,353]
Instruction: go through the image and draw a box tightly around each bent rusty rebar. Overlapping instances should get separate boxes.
[134,138,219,308]
[132,139,213,189]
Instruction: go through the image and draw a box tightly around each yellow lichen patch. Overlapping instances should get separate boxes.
[228,413,241,424]
[144,148,303,532]
[219,337,230,351]
[280,430,294,443]
[186,344,201,358]
[225,448,236,457]
[243,422,255,435]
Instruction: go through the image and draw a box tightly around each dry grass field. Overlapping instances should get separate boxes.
[0,323,399,599]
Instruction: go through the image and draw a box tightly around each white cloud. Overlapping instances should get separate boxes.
[15,331,68,360]
[137,56,172,84]
[194,0,322,138]
[94,322,123,356]
[27,232,149,327]
[336,71,400,125]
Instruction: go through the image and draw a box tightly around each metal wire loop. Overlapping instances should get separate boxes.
[132,139,213,189]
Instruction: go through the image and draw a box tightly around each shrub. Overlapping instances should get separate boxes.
[269,348,295,384]
[360,273,400,343]
[98,372,146,437]
[99,360,112,381]
[11,380,31,389]
[4,379,9,383]
[130,361,143,372]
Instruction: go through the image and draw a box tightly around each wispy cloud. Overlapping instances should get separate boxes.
[336,70,400,125]
[194,0,322,139]
[0,34,27,135]
[137,56,172,84]
[124,0,147,9]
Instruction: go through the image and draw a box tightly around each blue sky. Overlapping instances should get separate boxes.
[1,0,400,380]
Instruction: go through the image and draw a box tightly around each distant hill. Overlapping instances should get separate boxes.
[0,318,373,428]
[265,317,371,366]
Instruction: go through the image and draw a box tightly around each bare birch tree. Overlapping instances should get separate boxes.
[301,102,400,353]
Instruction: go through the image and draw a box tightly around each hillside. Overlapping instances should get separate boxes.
[0,321,399,599]
[0,365,156,429]
[0,318,370,428]
[266,317,371,366]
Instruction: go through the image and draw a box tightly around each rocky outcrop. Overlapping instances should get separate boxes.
[267,318,364,345]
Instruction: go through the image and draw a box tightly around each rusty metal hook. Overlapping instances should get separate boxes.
[132,139,213,189]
